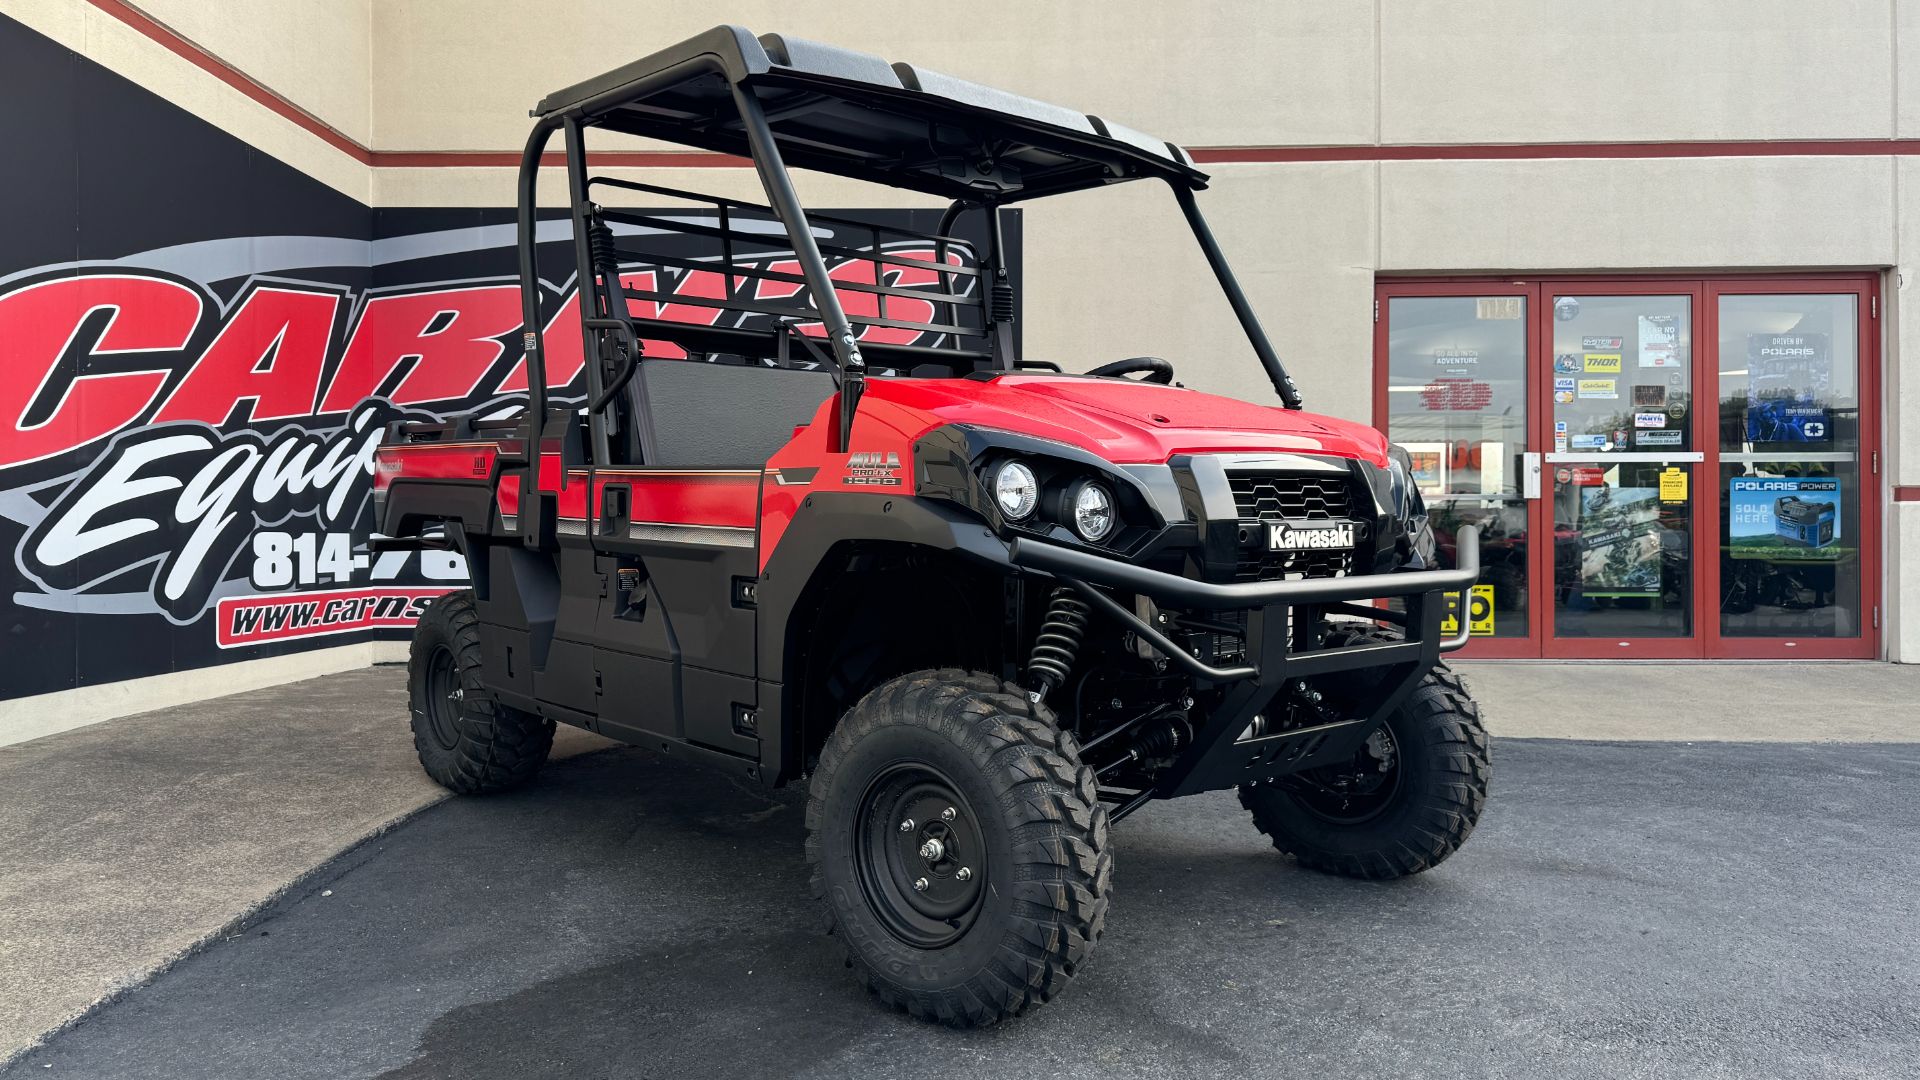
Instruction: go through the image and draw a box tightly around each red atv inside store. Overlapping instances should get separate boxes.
[374,26,1489,1026]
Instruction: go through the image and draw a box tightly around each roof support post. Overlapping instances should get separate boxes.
[1169,181,1303,410]
[981,200,1017,370]
[729,83,865,451]
[563,117,614,467]
[516,115,563,546]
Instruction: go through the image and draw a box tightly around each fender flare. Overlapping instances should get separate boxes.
[754,492,1016,786]
[755,492,1014,686]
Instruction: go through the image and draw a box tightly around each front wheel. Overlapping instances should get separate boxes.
[806,670,1110,1026]
[1240,628,1490,880]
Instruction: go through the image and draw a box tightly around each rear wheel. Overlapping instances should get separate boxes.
[407,590,553,794]
[1240,627,1490,880]
[807,669,1110,1026]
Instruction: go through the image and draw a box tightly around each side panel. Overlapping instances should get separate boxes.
[581,468,764,756]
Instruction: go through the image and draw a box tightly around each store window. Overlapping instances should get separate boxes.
[1383,293,1530,641]
[1716,294,1866,640]
[1375,276,1879,660]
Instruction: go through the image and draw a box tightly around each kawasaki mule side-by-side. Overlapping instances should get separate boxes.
[375,26,1489,1026]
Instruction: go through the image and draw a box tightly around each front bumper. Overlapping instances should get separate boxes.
[1009,526,1482,798]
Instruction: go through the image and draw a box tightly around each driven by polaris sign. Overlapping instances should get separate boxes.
[1268,520,1356,551]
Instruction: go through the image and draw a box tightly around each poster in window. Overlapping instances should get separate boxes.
[1405,447,1445,496]
[1728,477,1843,559]
[1577,486,1662,596]
[1746,333,1831,442]
[1638,314,1681,367]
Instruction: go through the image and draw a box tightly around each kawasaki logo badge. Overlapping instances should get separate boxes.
[1269,520,1356,551]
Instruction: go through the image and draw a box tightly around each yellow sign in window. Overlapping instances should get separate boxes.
[1584,352,1623,373]
[1441,584,1497,637]
[1660,467,1688,503]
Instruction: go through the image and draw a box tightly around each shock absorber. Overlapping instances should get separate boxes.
[1026,587,1090,702]
[587,215,619,276]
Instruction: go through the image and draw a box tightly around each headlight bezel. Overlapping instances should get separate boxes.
[909,424,1178,559]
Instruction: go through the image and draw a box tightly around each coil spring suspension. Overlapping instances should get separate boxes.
[1026,588,1090,701]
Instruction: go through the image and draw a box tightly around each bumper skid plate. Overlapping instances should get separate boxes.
[1009,527,1480,798]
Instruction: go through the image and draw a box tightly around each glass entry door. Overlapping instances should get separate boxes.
[1541,286,1705,657]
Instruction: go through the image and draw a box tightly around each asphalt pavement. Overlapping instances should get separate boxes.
[9,736,1917,1080]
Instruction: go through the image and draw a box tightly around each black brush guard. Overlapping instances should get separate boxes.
[1009,527,1480,807]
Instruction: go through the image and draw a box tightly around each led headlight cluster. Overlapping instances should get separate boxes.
[991,459,1117,543]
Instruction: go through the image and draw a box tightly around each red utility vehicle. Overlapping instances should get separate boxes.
[376,27,1488,1025]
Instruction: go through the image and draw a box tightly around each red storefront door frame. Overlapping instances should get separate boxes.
[1374,273,1882,661]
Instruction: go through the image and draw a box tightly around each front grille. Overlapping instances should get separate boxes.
[1230,473,1351,521]
[1227,471,1358,582]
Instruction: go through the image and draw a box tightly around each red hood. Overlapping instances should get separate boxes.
[864,375,1389,466]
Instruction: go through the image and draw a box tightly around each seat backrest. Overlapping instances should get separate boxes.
[630,360,837,468]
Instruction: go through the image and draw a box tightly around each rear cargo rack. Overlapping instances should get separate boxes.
[583,177,990,373]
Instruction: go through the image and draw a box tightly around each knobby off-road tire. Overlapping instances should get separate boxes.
[807,669,1111,1026]
[407,590,554,794]
[1240,626,1490,880]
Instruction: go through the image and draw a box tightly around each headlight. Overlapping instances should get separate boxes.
[993,460,1038,520]
[1070,481,1114,542]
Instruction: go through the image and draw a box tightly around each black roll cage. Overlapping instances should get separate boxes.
[512,27,1303,544]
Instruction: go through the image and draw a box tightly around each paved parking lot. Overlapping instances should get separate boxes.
[10,735,1918,1080]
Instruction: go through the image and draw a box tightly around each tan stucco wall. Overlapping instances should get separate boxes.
[1380,0,1896,144]
[132,0,372,146]
[368,0,1378,152]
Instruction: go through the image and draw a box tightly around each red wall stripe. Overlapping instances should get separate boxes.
[87,0,1920,172]
[1895,486,1920,503]
[85,0,372,164]
[371,150,748,169]
[1187,139,1920,164]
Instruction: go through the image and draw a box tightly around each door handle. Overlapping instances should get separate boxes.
[1521,452,1542,500]
[599,484,630,536]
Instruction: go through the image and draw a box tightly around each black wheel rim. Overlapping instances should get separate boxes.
[1282,728,1403,824]
[423,644,462,751]
[854,762,987,949]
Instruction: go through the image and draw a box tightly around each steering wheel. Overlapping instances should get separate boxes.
[1084,356,1175,384]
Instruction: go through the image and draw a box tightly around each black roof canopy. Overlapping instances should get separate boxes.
[535,25,1208,203]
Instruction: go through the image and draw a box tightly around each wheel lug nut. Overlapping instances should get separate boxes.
[913,877,929,892]
[956,867,973,882]
[898,818,914,832]
[918,838,945,862]
[941,807,956,822]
